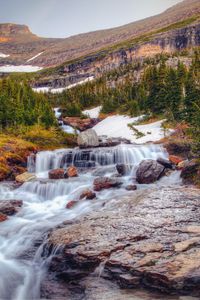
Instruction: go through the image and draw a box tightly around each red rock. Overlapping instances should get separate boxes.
[67,166,78,177]
[63,117,100,132]
[49,169,67,180]
[0,213,8,222]
[93,177,122,191]
[80,189,96,200]
[169,155,183,165]
[66,201,77,209]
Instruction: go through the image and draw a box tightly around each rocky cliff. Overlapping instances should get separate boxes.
[34,21,200,89]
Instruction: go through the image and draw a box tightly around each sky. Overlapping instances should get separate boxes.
[0,0,183,38]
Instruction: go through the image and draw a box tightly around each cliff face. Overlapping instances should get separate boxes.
[34,22,200,89]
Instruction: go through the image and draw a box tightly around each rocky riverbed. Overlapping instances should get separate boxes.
[46,187,200,299]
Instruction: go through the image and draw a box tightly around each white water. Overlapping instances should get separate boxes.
[0,109,181,299]
[53,107,79,134]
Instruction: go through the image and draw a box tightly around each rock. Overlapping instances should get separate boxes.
[49,169,68,180]
[66,201,77,209]
[116,164,131,176]
[67,166,78,177]
[63,117,99,132]
[165,142,191,158]
[93,177,122,191]
[0,213,8,222]
[15,172,36,183]
[125,185,137,191]
[169,155,183,165]
[0,200,23,216]
[177,160,188,170]
[136,160,165,184]
[98,136,131,147]
[47,187,200,296]
[181,160,200,184]
[80,189,96,200]
[157,158,173,169]
[77,129,99,148]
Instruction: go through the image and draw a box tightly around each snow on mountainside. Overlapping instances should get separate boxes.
[93,115,173,144]
[0,53,10,58]
[27,52,44,62]
[0,65,43,72]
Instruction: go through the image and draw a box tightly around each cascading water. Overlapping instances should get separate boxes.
[0,107,181,299]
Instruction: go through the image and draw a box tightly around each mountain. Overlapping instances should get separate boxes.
[0,0,199,69]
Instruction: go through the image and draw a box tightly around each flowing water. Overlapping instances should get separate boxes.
[0,110,182,299]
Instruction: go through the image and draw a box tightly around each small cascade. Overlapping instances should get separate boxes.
[31,144,168,174]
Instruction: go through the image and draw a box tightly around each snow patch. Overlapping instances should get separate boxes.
[0,65,43,73]
[27,52,44,62]
[93,115,172,144]
[83,106,102,118]
[0,53,10,58]
[33,76,94,94]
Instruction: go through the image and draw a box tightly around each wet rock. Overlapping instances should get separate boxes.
[80,189,96,200]
[157,158,173,169]
[165,142,191,158]
[77,129,99,148]
[0,213,8,222]
[136,160,165,184]
[48,187,200,296]
[169,155,183,165]
[0,200,23,216]
[15,172,36,183]
[116,164,131,176]
[49,169,68,180]
[125,185,137,191]
[93,177,122,191]
[181,160,200,184]
[67,166,78,177]
[66,201,77,209]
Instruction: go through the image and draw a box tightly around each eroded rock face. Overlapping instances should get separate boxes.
[47,187,200,296]
[93,177,122,191]
[136,159,165,184]
[77,129,99,148]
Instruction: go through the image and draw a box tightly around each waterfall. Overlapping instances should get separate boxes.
[31,144,168,174]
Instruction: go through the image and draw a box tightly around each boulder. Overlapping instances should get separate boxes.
[136,160,165,184]
[0,213,8,222]
[67,166,78,177]
[181,160,200,184]
[77,129,99,148]
[66,201,77,209]
[116,164,131,176]
[49,169,68,180]
[125,185,137,191]
[16,172,36,183]
[0,200,23,216]
[93,177,122,191]
[80,189,96,200]
[157,158,173,169]
[98,136,131,147]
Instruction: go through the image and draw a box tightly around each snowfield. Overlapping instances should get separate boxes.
[83,106,102,118]
[93,115,172,144]
[33,76,94,93]
[0,65,43,73]
[27,52,44,62]
[0,53,10,58]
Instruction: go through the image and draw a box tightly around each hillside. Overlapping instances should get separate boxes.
[0,0,199,69]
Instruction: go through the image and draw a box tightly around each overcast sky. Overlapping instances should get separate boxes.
[0,0,183,38]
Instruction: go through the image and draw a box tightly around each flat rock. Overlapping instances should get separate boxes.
[47,187,200,296]
[15,172,36,183]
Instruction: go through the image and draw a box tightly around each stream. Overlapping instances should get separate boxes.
[0,110,183,300]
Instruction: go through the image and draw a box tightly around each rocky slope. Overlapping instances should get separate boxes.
[45,187,200,298]
[0,0,199,70]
